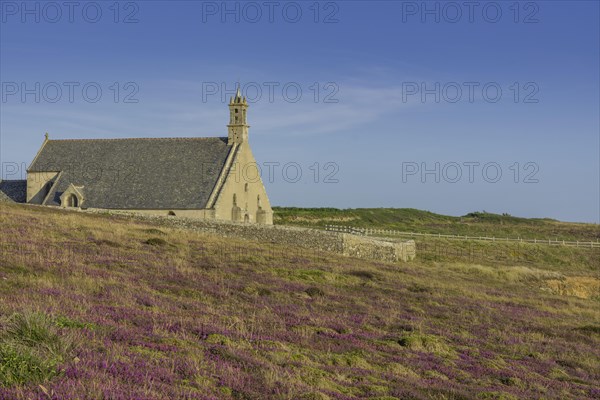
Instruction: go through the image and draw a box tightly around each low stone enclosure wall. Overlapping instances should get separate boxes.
[86,209,416,263]
[341,233,416,263]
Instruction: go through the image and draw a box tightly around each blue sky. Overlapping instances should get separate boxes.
[1,0,598,222]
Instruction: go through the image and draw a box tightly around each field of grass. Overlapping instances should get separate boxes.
[414,237,599,276]
[273,208,600,241]
[0,202,599,399]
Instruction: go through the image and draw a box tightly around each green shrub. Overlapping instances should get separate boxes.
[0,312,76,387]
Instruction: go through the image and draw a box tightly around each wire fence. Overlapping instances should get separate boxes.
[324,225,600,249]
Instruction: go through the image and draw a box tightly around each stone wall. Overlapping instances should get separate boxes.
[211,142,274,225]
[341,234,416,263]
[86,208,416,263]
[119,209,216,219]
[26,172,58,203]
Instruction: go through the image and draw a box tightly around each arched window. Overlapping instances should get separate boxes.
[244,183,249,192]
[59,185,85,209]
[257,195,262,208]
[233,193,237,206]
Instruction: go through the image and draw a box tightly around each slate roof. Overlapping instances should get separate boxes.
[0,180,27,203]
[29,137,233,209]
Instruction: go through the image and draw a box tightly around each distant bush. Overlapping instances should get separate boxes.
[143,228,167,236]
[305,287,325,298]
[0,312,76,387]
[94,239,121,248]
[243,286,273,297]
[576,325,600,336]
[145,237,168,246]
[348,270,377,280]
[257,288,273,296]
[407,284,432,294]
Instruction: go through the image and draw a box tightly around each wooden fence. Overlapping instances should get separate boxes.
[324,225,600,248]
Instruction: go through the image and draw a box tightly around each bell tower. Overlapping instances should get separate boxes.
[227,86,249,144]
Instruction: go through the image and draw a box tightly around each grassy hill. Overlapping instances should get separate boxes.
[273,207,600,241]
[1,202,599,399]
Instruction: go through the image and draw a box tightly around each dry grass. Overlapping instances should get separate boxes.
[0,202,599,399]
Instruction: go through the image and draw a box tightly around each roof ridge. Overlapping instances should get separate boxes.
[48,136,227,142]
